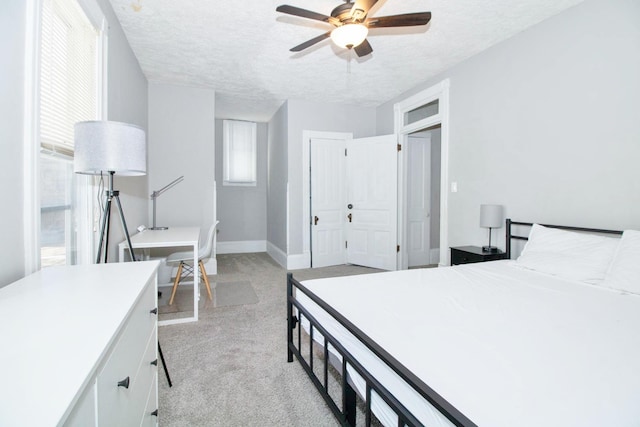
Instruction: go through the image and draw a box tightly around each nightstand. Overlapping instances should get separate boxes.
[450,246,508,265]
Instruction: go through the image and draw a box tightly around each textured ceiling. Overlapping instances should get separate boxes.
[109,0,584,122]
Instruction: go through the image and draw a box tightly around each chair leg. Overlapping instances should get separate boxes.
[199,261,213,301]
[169,262,184,305]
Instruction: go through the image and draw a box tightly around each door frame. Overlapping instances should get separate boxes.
[395,79,450,268]
[302,130,352,269]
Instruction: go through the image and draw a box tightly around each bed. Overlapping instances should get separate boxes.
[286,219,640,426]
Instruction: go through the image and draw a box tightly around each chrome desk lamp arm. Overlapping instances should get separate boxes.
[150,175,184,230]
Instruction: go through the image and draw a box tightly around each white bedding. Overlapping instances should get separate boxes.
[297,260,640,427]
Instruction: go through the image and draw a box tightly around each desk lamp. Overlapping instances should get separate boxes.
[74,120,146,263]
[150,176,184,230]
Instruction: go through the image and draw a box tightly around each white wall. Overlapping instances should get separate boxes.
[0,0,148,286]
[0,0,27,286]
[287,99,377,256]
[148,83,215,239]
[267,102,288,254]
[377,0,640,253]
[215,119,267,244]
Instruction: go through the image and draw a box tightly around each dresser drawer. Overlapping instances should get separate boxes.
[140,375,158,427]
[451,249,484,265]
[126,328,158,425]
[97,279,157,426]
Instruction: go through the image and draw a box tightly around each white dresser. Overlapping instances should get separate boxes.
[0,261,160,426]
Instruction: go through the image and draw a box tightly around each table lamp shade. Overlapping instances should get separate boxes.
[74,120,146,176]
[480,204,504,228]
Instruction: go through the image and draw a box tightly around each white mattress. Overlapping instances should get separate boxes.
[297,260,640,427]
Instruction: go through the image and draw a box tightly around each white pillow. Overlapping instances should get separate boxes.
[516,224,620,284]
[602,230,640,294]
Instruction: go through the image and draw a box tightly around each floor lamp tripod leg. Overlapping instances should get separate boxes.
[158,342,172,387]
[113,193,137,262]
[96,196,112,264]
[103,196,112,264]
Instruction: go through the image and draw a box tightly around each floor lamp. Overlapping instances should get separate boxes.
[74,120,146,263]
[74,121,173,387]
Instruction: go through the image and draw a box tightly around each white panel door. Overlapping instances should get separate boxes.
[407,134,431,267]
[311,138,347,267]
[346,135,398,271]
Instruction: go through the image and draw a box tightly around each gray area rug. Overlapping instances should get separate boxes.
[158,252,381,426]
[158,280,259,321]
[214,281,259,307]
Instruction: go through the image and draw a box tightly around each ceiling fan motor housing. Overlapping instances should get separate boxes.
[332,2,365,23]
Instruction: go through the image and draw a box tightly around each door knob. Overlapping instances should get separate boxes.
[347,213,352,223]
[314,216,319,225]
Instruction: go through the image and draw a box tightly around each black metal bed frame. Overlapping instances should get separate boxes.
[287,219,623,427]
[505,218,622,258]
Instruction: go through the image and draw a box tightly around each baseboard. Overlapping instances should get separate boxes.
[265,243,310,270]
[217,240,267,254]
[266,241,287,268]
[287,251,310,270]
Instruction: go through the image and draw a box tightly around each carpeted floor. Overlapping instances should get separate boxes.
[158,252,382,426]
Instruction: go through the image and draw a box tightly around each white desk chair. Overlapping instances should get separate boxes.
[167,221,219,305]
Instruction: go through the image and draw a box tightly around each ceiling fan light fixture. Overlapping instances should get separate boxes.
[330,23,368,49]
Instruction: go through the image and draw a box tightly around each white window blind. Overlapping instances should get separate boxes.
[38,0,100,268]
[223,120,257,186]
[40,0,98,157]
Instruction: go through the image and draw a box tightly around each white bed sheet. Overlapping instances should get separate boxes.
[297,260,640,427]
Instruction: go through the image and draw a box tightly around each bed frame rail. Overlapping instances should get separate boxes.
[287,273,477,427]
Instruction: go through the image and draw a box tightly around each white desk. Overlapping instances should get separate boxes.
[119,227,200,325]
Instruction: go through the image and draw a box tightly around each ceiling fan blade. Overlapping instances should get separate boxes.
[366,12,432,28]
[354,39,373,57]
[290,31,331,52]
[276,5,332,23]
[350,0,379,20]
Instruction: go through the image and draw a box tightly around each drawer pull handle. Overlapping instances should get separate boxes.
[117,376,130,389]
[150,307,158,315]
[151,359,158,366]
[151,409,158,417]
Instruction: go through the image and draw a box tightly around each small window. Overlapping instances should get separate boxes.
[223,120,257,186]
[403,99,439,127]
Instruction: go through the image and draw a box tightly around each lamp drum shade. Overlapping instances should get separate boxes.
[74,120,146,176]
[480,204,504,228]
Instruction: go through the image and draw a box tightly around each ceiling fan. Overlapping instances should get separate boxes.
[276,0,432,57]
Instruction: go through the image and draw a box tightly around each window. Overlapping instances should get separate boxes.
[404,99,439,127]
[223,120,257,186]
[38,0,101,267]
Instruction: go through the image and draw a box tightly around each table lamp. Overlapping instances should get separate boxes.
[480,204,504,252]
[74,120,146,263]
